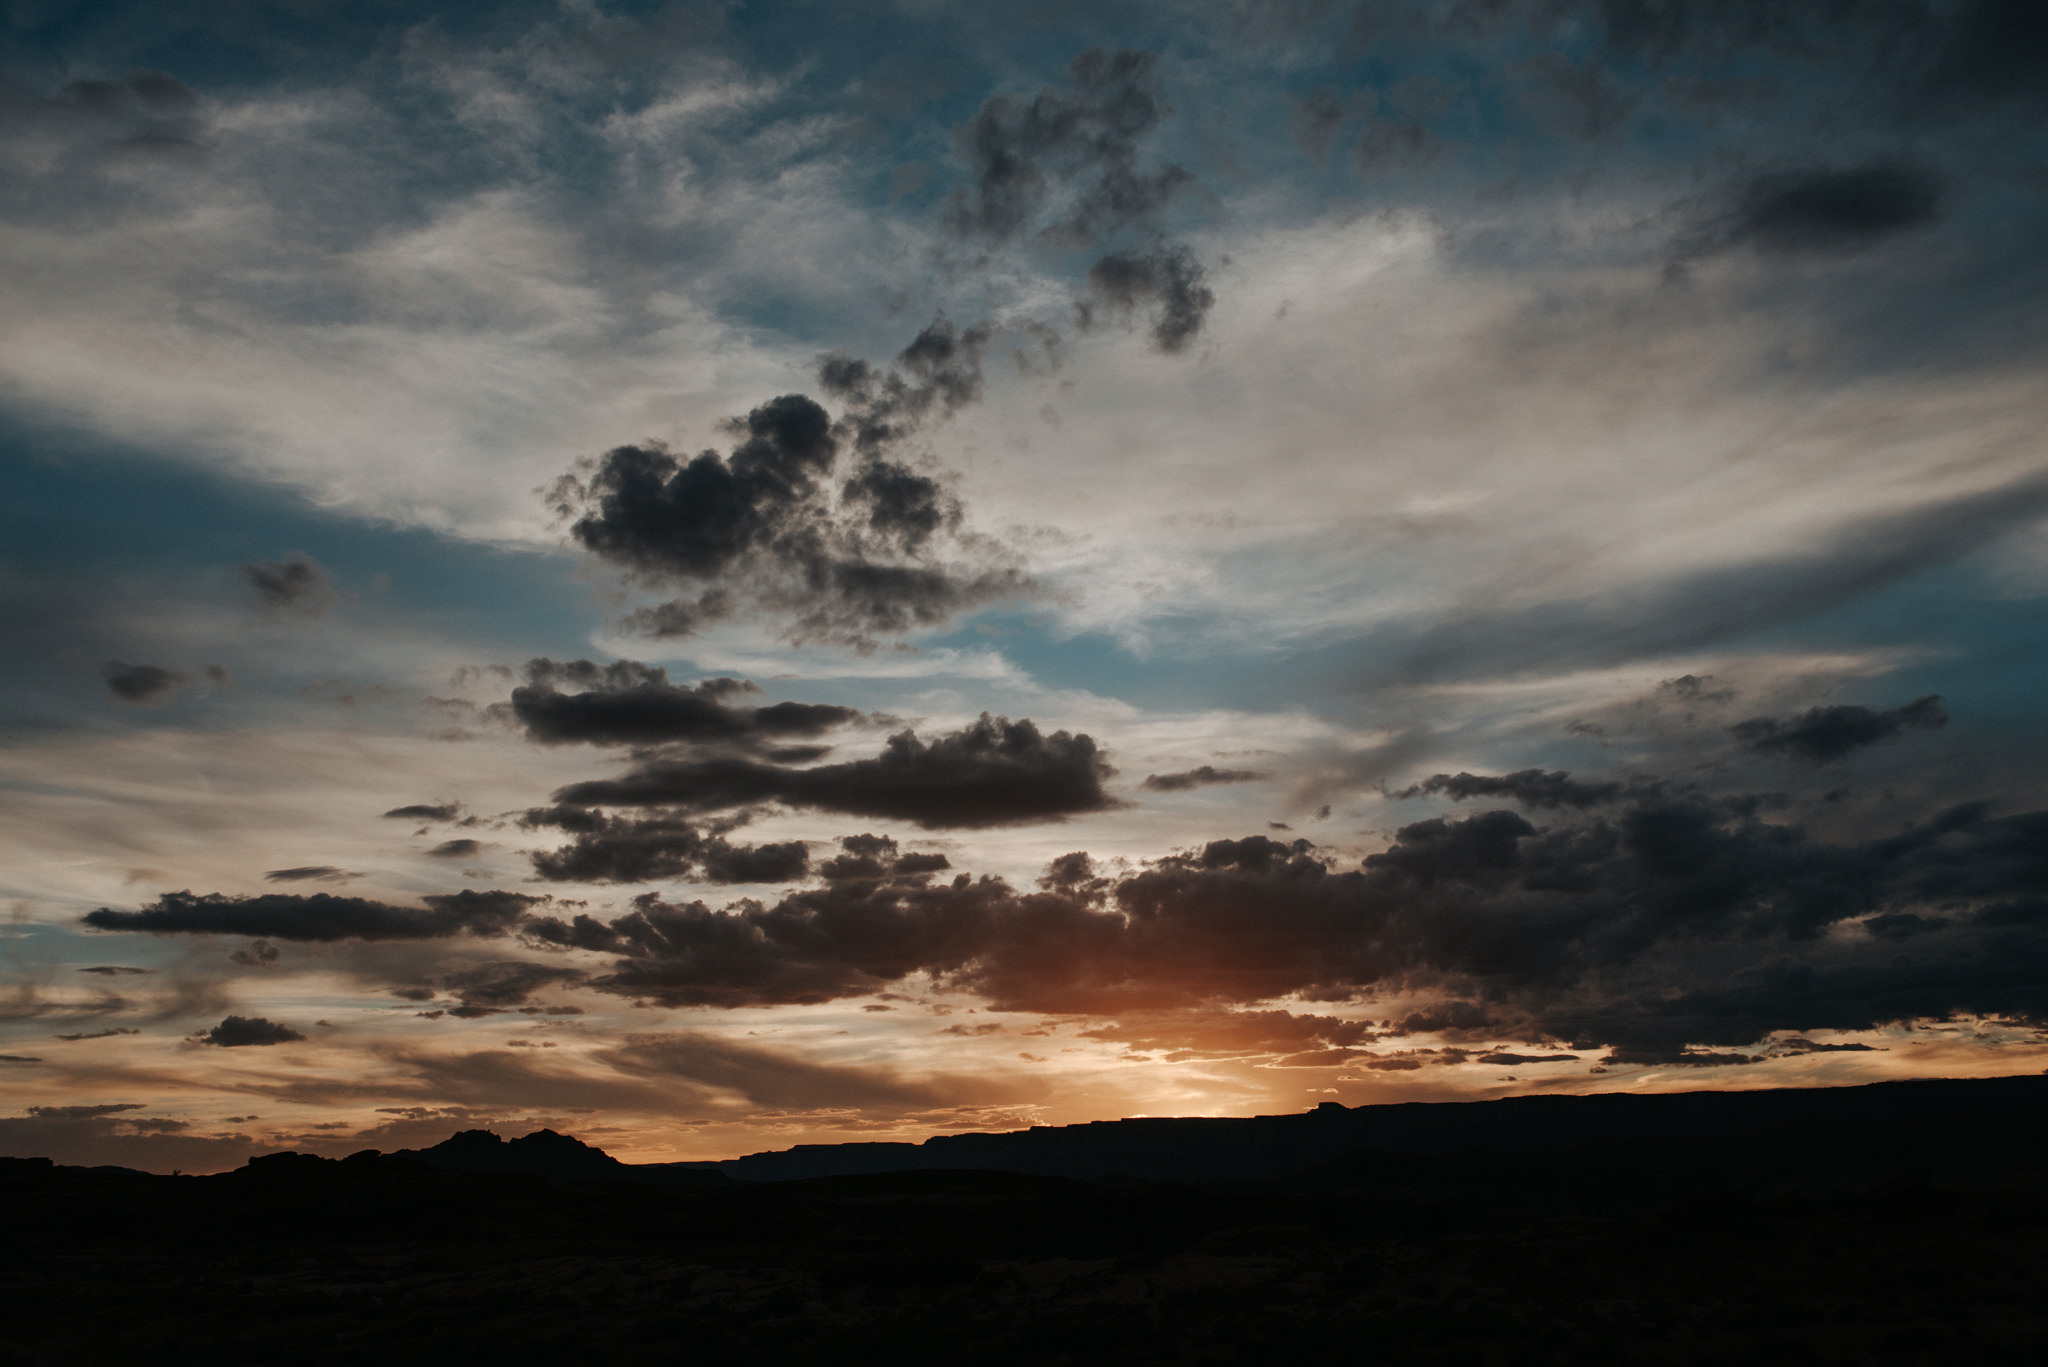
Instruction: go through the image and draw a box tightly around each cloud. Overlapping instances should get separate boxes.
[239,554,336,616]
[199,1015,305,1047]
[1081,245,1216,354]
[551,386,1030,648]
[85,889,540,941]
[820,317,993,456]
[26,1103,144,1120]
[1718,164,1943,257]
[1142,765,1268,793]
[1352,476,2048,686]
[528,811,809,886]
[943,48,1191,249]
[818,833,950,882]
[1731,695,1948,764]
[552,713,1120,829]
[508,658,860,747]
[511,775,2048,1057]
[52,1028,140,1041]
[228,940,281,968]
[383,803,463,822]
[262,867,362,883]
[596,1030,970,1111]
[426,839,484,859]
[941,49,1216,351]
[100,661,186,704]
[432,961,584,1010]
[77,966,152,976]
[1775,1037,1881,1054]
[1390,770,1629,809]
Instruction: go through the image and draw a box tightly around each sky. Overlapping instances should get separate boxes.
[4,0,2047,1172]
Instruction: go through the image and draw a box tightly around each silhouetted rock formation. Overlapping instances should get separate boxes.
[388,1126,633,1182]
[3,1075,2045,1364]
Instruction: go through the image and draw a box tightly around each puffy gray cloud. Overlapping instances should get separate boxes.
[551,385,1030,648]
[199,1015,304,1047]
[508,659,860,748]
[85,889,539,942]
[1081,245,1215,354]
[552,713,1119,829]
[511,775,2048,1058]
[821,317,993,457]
[526,810,810,886]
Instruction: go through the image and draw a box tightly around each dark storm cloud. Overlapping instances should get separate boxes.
[199,1015,304,1047]
[527,811,810,886]
[551,385,1029,648]
[1390,770,1629,809]
[426,839,483,859]
[508,658,860,748]
[100,661,186,703]
[77,966,151,976]
[1080,246,1216,354]
[239,554,335,616]
[1142,765,1268,793]
[383,803,462,821]
[552,713,1119,829]
[518,773,2048,1055]
[84,889,539,941]
[1731,695,1948,764]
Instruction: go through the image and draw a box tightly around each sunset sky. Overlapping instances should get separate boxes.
[5,0,2047,1171]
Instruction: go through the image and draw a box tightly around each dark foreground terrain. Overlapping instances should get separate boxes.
[4,1075,2045,1365]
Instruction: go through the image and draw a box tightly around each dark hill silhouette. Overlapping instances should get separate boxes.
[4,1076,2044,1364]
[661,1073,2048,1188]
